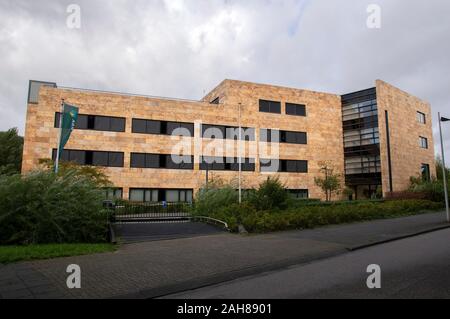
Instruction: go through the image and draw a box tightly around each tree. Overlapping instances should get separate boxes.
[249,176,289,210]
[314,161,341,202]
[0,128,24,175]
[436,157,450,183]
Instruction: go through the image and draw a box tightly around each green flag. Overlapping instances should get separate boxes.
[58,103,79,158]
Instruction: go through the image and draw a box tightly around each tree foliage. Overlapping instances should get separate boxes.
[0,168,110,245]
[248,176,289,211]
[409,158,450,202]
[39,159,112,187]
[314,161,341,201]
[0,128,24,175]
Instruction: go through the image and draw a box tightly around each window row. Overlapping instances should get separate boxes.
[132,119,194,136]
[199,157,256,171]
[109,188,309,202]
[260,159,308,173]
[127,188,309,203]
[131,153,194,170]
[52,149,124,167]
[55,113,125,132]
[54,113,307,144]
[53,149,308,173]
[260,129,307,145]
[129,189,194,203]
[259,100,306,117]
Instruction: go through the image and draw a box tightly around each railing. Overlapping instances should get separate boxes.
[111,202,191,222]
[107,202,230,231]
[190,216,229,230]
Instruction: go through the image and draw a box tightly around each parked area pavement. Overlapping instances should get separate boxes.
[0,212,449,299]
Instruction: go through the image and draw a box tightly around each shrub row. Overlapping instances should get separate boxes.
[204,200,443,233]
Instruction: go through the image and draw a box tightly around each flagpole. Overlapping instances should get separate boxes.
[55,99,64,174]
[438,112,450,222]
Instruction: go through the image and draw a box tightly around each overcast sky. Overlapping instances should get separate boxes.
[1,0,450,156]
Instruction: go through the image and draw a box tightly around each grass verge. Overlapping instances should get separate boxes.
[0,243,117,264]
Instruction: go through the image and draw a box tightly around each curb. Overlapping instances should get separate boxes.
[347,224,450,251]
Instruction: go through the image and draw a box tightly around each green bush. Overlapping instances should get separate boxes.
[193,185,239,216]
[409,177,447,202]
[248,177,289,211]
[0,170,108,245]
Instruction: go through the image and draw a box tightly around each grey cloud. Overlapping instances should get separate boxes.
[1,0,450,157]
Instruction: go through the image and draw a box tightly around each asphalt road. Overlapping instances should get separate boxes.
[166,228,450,299]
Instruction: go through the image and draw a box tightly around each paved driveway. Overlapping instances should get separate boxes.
[115,222,225,243]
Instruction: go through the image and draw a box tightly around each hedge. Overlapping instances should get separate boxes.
[205,200,443,233]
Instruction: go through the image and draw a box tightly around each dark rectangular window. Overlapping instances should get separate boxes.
[130,153,194,170]
[92,151,108,166]
[52,149,124,167]
[261,129,307,144]
[167,122,195,137]
[260,159,308,173]
[286,103,306,117]
[132,118,194,137]
[200,157,255,172]
[202,124,255,141]
[77,115,88,130]
[132,119,147,134]
[259,100,281,114]
[104,188,123,200]
[288,189,309,199]
[419,136,428,149]
[108,152,125,168]
[55,113,125,132]
[421,164,431,181]
[110,117,126,132]
[94,116,110,131]
[148,120,162,135]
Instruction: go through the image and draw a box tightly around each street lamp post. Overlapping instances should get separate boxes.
[438,112,450,223]
[238,103,242,204]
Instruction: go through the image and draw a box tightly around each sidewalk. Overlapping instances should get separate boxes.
[0,212,448,299]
